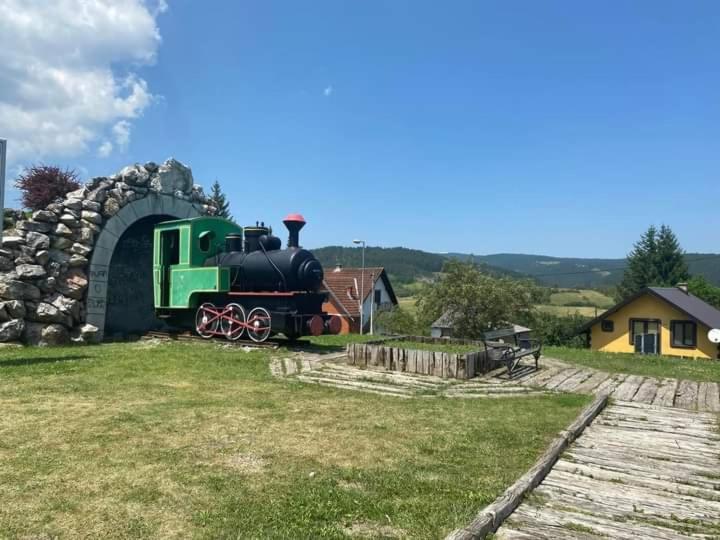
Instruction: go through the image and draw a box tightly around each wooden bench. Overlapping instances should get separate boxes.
[481,327,542,377]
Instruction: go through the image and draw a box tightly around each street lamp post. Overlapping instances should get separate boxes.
[352,239,366,335]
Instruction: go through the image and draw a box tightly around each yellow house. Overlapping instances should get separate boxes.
[582,285,720,360]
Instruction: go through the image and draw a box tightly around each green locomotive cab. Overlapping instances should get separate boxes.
[153,217,241,312]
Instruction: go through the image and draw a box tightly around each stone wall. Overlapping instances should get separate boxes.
[0,158,216,346]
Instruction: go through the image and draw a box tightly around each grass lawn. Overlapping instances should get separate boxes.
[0,341,588,539]
[397,296,418,316]
[546,346,720,383]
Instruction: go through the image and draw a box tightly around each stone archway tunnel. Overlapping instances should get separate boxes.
[0,159,215,345]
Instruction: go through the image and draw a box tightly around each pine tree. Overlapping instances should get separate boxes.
[617,225,689,300]
[655,224,689,285]
[209,180,232,219]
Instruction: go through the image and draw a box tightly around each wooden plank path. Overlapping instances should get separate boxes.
[495,401,720,539]
[493,357,720,413]
[270,354,546,398]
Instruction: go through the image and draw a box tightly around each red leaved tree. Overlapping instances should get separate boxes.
[14,165,81,211]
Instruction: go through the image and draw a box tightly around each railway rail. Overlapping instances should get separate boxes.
[142,330,282,349]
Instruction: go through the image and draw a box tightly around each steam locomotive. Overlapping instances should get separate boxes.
[153,214,341,342]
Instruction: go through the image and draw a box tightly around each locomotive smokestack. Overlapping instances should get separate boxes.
[283,213,306,249]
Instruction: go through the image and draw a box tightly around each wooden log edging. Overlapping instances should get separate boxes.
[345,336,498,379]
[445,393,610,540]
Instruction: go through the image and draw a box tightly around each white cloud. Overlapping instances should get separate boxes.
[324,85,333,97]
[0,0,165,165]
[112,120,132,151]
[97,140,113,158]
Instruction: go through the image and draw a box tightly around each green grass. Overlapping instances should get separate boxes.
[382,340,480,355]
[546,346,720,383]
[0,341,589,539]
[537,304,601,317]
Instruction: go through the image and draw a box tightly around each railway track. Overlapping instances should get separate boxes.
[142,330,282,349]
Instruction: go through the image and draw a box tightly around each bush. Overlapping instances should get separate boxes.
[530,312,590,347]
[14,165,81,211]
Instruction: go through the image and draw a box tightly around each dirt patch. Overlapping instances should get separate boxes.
[222,453,266,474]
[344,521,406,538]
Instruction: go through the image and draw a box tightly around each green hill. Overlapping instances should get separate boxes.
[450,253,720,288]
[312,247,720,292]
[312,246,521,295]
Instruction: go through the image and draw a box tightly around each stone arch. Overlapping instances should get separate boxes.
[86,194,202,341]
[0,158,216,345]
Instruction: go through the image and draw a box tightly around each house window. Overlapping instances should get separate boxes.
[601,320,614,332]
[629,319,660,354]
[374,289,382,305]
[671,320,697,348]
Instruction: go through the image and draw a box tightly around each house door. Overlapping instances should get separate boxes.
[632,320,660,354]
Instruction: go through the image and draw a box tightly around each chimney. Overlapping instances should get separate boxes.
[334,263,343,272]
[282,213,306,249]
[677,282,689,294]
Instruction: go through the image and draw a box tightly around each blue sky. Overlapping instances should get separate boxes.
[2,1,718,257]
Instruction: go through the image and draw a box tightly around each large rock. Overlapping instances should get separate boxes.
[60,213,80,227]
[68,254,88,267]
[25,231,50,250]
[77,227,94,244]
[151,158,193,194]
[0,319,24,342]
[119,164,150,186]
[0,279,41,301]
[51,237,73,250]
[81,200,101,212]
[57,269,88,300]
[15,264,46,280]
[71,323,100,344]
[42,324,70,345]
[66,186,88,199]
[64,198,83,212]
[30,302,68,324]
[36,250,50,266]
[17,220,52,233]
[32,210,58,223]
[0,255,14,271]
[3,300,26,319]
[81,210,102,225]
[54,223,73,237]
[71,243,92,256]
[103,197,120,217]
[2,236,25,248]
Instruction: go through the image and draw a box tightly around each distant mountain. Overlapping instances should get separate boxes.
[312,247,720,291]
[312,246,520,288]
[449,253,720,288]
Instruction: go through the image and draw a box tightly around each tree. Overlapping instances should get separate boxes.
[209,180,232,219]
[415,260,541,338]
[688,275,720,310]
[617,225,689,300]
[14,165,81,211]
[375,307,422,336]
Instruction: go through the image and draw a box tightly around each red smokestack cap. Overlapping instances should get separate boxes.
[283,213,306,224]
[283,213,306,248]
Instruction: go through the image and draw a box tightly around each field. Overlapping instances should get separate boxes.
[548,288,614,309]
[546,346,720,383]
[0,340,588,539]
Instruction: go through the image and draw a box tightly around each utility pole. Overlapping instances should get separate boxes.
[352,239,366,334]
[0,139,6,245]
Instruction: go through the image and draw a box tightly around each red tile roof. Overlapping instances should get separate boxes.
[322,266,396,317]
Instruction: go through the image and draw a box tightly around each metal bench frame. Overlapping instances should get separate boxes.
[481,327,542,376]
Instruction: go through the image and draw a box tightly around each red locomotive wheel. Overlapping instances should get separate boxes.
[247,307,272,343]
[195,303,220,339]
[221,303,246,341]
